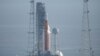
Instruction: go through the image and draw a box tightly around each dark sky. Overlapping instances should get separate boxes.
[0,0,100,56]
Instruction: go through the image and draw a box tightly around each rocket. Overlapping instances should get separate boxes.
[36,2,51,56]
[36,2,63,56]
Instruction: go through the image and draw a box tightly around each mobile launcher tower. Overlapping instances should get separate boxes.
[28,0,63,56]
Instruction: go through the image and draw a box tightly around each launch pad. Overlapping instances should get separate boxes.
[28,0,63,56]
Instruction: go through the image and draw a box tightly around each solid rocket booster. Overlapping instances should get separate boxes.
[36,2,50,55]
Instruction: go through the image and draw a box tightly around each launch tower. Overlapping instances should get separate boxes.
[81,0,93,56]
[28,0,63,56]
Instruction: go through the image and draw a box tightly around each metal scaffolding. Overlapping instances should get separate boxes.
[81,0,93,56]
[28,0,38,56]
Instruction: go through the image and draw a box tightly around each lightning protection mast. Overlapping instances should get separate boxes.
[81,0,93,56]
[28,0,37,56]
